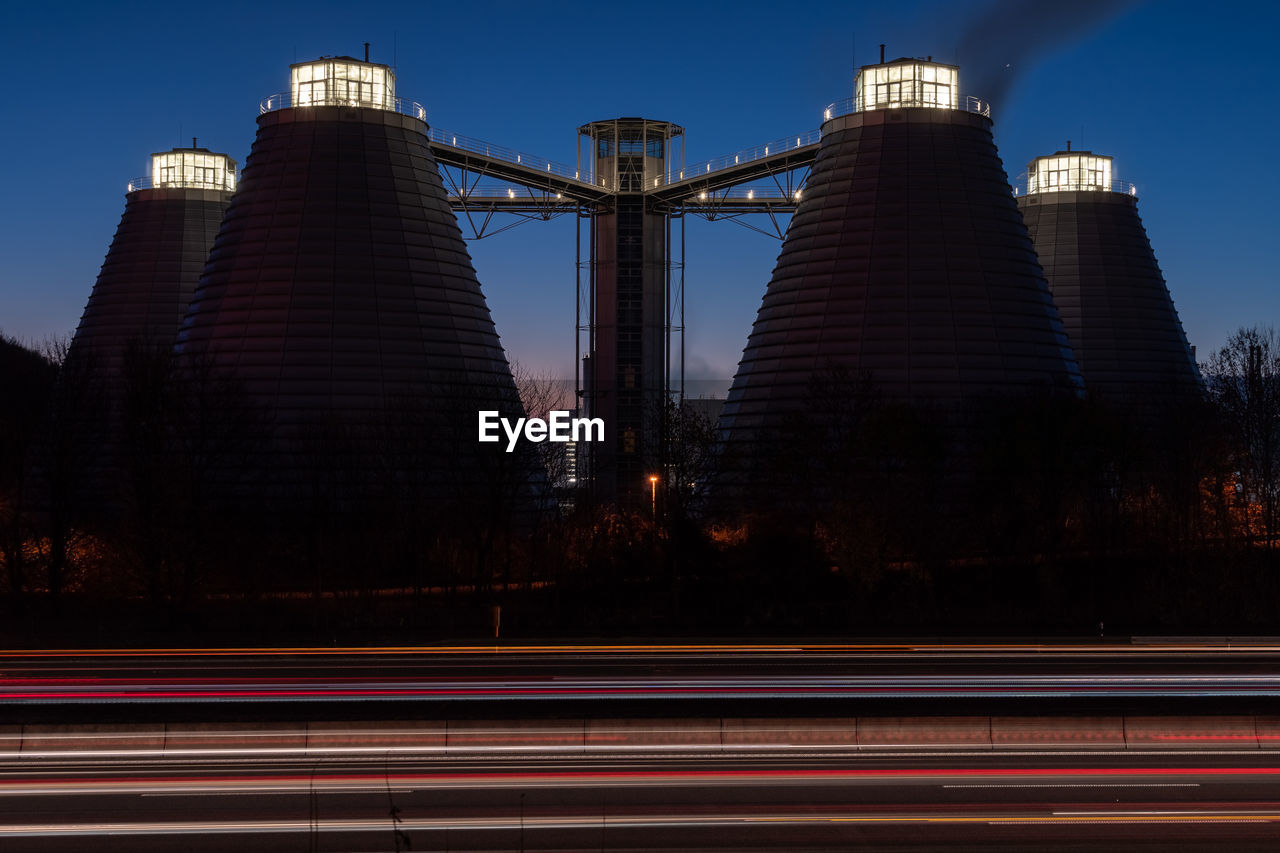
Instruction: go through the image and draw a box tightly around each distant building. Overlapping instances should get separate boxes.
[1017,148,1201,402]
[71,142,235,377]
[68,143,236,508]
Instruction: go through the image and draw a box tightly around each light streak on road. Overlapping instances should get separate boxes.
[3,641,1280,658]
[2,808,1278,838]
[2,764,1279,796]
[6,673,1280,703]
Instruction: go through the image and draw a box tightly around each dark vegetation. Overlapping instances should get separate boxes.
[3,328,1280,645]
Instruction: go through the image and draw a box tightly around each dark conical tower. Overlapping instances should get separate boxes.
[718,60,1081,448]
[71,144,235,375]
[716,58,1081,507]
[1016,150,1201,398]
[175,57,530,502]
[62,145,235,513]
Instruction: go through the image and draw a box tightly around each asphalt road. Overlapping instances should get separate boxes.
[2,747,1279,851]
[4,642,1280,716]
[3,643,1280,849]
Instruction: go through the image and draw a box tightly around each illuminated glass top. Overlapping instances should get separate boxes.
[856,59,959,111]
[1027,152,1114,193]
[151,148,236,191]
[290,58,395,109]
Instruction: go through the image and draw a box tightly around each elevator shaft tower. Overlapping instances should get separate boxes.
[427,115,820,506]
[577,119,683,505]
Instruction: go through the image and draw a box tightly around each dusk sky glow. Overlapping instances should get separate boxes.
[2,0,1275,392]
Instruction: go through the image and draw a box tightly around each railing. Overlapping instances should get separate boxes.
[447,182,576,201]
[426,128,599,188]
[822,94,990,121]
[258,93,601,189]
[127,176,236,192]
[657,130,821,188]
[259,92,430,121]
[659,91,991,191]
[685,185,803,202]
[1013,178,1138,198]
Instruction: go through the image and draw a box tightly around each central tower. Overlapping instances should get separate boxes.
[578,118,683,506]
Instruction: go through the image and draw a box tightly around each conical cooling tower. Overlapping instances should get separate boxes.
[717,58,1081,485]
[62,145,235,513]
[71,144,235,375]
[1016,150,1200,398]
[175,57,528,500]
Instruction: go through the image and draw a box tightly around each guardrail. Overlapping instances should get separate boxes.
[126,176,236,192]
[259,92,429,121]
[685,185,803,202]
[426,128,598,187]
[658,130,821,188]
[1013,178,1138,197]
[447,182,576,201]
[822,94,991,121]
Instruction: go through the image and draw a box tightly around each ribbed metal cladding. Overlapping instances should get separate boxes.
[176,105,525,496]
[71,187,231,374]
[1017,189,1200,396]
[717,107,1081,481]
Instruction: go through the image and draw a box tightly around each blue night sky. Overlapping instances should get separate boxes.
[1,0,1276,392]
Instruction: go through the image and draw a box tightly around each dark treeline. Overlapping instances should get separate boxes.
[2,328,1280,644]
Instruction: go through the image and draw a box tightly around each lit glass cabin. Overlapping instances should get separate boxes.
[1027,151,1113,193]
[289,57,395,109]
[151,146,236,191]
[856,58,959,111]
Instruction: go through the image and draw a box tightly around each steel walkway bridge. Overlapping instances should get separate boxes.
[429,123,823,237]
[425,102,837,506]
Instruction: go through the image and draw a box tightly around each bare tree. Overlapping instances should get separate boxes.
[510,360,574,490]
[36,335,104,600]
[0,333,58,605]
[1206,326,1280,545]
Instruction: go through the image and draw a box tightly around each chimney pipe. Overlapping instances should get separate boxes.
[192,136,198,149]
[880,43,885,63]
[364,42,369,62]
[1067,140,1071,152]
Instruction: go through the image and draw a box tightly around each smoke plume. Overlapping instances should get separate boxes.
[954,0,1142,114]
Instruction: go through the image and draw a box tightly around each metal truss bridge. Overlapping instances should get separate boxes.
[427,124,820,239]
[424,107,835,503]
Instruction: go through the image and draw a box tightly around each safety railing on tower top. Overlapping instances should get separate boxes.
[259,92,430,120]
[126,175,237,192]
[822,94,991,121]
[1013,177,1138,198]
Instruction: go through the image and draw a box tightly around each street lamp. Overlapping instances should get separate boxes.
[649,475,659,519]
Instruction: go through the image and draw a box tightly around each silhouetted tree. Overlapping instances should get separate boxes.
[36,336,103,600]
[0,334,58,606]
[1206,327,1280,545]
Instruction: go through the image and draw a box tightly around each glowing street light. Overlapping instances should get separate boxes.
[649,475,659,519]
